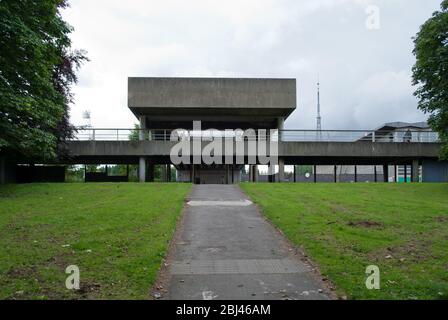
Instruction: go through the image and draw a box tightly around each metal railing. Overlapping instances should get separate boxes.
[73,128,439,143]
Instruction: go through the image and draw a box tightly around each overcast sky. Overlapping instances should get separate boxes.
[63,0,442,130]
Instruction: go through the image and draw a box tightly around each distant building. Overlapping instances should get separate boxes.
[369,121,437,143]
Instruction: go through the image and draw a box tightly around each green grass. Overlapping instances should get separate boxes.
[240,183,448,300]
[0,183,191,299]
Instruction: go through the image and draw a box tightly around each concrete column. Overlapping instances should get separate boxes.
[412,160,419,183]
[161,165,167,182]
[139,116,146,140]
[354,165,358,183]
[278,158,285,182]
[248,165,253,182]
[268,165,275,183]
[254,165,259,182]
[277,117,285,142]
[383,165,389,183]
[191,165,195,183]
[166,164,171,182]
[139,157,146,183]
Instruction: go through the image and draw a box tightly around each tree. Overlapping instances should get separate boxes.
[0,0,87,161]
[412,0,448,159]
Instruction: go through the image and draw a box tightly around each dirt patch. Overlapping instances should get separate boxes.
[368,239,433,263]
[7,266,37,279]
[435,216,448,223]
[347,220,383,228]
[76,282,102,298]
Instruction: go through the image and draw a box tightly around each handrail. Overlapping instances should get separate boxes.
[72,128,439,143]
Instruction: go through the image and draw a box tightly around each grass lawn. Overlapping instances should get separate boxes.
[241,183,448,300]
[0,183,191,299]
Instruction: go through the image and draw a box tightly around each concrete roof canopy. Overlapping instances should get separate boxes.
[128,77,297,129]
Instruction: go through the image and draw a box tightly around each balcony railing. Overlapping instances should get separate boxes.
[73,128,439,143]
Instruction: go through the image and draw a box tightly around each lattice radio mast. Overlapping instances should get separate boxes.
[316,77,322,131]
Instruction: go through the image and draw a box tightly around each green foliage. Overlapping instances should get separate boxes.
[413,1,448,159]
[0,0,87,160]
[65,165,84,182]
[129,124,141,141]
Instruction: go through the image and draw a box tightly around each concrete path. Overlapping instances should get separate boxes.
[163,185,329,300]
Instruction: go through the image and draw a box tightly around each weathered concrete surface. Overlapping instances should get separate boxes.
[65,140,441,165]
[128,77,296,129]
[128,77,296,110]
[163,185,329,300]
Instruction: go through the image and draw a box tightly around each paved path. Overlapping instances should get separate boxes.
[164,185,329,300]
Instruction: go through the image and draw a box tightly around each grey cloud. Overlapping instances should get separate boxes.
[63,0,442,129]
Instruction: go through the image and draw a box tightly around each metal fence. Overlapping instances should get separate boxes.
[73,128,439,143]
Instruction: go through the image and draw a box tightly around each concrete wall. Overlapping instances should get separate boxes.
[128,77,296,109]
[66,140,441,164]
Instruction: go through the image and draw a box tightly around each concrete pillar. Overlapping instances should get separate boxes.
[374,166,377,183]
[412,160,419,183]
[354,165,358,183]
[139,157,146,183]
[166,164,171,182]
[313,165,317,183]
[191,165,195,183]
[293,165,296,183]
[139,116,146,140]
[383,165,389,183]
[161,165,167,182]
[268,165,275,183]
[334,165,337,183]
[248,165,253,182]
[254,165,259,182]
[278,158,285,182]
[138,115,147,183]
[277,117,284,142]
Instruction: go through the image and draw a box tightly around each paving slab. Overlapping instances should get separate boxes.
[163,184,329,300]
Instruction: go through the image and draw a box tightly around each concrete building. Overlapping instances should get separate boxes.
[2,77,447,184]
[128,77,296,184]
